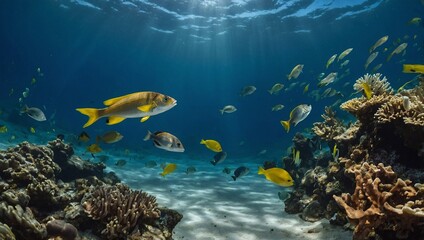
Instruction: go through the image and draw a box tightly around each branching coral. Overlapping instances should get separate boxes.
[333,162,424,240]
[0,222,15,240]
[312,107,347,142]
[82,183,160,239]
[353,73,393,96]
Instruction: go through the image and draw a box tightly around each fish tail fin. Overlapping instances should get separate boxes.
[76,108,101,128]
[268,90,273,94]
[144,130,152,141]
[258,166,265,175]
[280,120,290,133]
[200,139,205,144]
[160,172,165,177]
[220,109,224,115]
[286,74,291,80]
[231,176,237,181]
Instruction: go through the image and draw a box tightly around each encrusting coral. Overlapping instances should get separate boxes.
[82,183,161,239]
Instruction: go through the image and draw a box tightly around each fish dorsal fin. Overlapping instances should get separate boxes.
[103,93,136,106]
[140,116,150,122]
[106,116,126,125]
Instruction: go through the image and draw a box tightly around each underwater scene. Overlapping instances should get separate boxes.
[0,0,424,239]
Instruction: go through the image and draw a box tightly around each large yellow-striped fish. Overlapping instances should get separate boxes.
[76,91,177,128]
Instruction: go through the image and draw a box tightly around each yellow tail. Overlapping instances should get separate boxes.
[76,108,100,128]
[258,166,265,175]
[280,120,290,133]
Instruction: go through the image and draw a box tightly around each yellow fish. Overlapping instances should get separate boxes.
[332,144,339,162]
[292,149,301,167]
[326,54,337,69]
[303,83,309,94]
[87,143,102,153]
[337,48,353,62]
[78,131,90,142]
[30,127,36,134]
[76,91,177,128]
[407,17,422,25]
[370,35,388,53]
[397,76,419,92]
[287,64,304,80]
[403,64,424,74]
[0,125,7,133]
[200,139,222,152]
[361,82,373,100]
[96,131,123,144]
[160,163,177,177]
[258,166,294,187]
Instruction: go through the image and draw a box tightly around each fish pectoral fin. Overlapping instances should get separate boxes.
[106,116,126,125]
[141,116,150,122]
[138,103,156,112]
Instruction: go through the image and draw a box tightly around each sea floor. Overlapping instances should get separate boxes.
[0,121,352,240]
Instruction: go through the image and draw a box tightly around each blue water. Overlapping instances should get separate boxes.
[0,0,423,158]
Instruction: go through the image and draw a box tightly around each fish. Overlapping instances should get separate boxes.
[258,166,294,187]
[364,52,378,70]
[317,72,338,87]
[145,160,157,168]
[78,131,90,142]
[371,63,383,73]
[240,86,256,96]
[397,76,419,92]
[361,82,373,99]
[144,131,184,152]
[76,91,177,128]
[332,144,339,162]
[303,84,310,94]
[408,17,422,25]
[200,139,222,152]
[268,83,284,94]
[0,125,7,133]
[272,104,285,112]
[22,105,46,121]
[87,143,102,154]
[222,167,231,174]
[258,149,267,155]
[30,127,36,134]
[186,166,197,174]
[211,151,227,166]
[280,104,312,133]
[338,48,353,62]
[160,163,177,177]
[115,159,127,167]
[370,35,389,53]
[232,166,250,181]
[292,149,301,167]
[326,54,337,69]
[97,131,123,144]
[387,43,408,61]
[220,105,237,114]
[339,59,350,68]
[31,77,36,85]
[403,64,424,74]
[287,64,304,80]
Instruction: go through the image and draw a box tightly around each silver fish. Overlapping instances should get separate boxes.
[211,151,227,166]
[370,35,388,53]
[240,86,256,96]
[280,104,312,133]
[318,72,338,87]
[232,166,250,181]
[144,130,184,152]
[365,52,378,70]
[23,105,46,121]
[220,105,237,114]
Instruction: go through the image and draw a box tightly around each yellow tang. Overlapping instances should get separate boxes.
[403,64,424,74]
[361,82,373,100]
[200,139,222,152]
[160,163,177,177]
[258,166,294,187]
[87,143,102,153]
[76,91,177,128]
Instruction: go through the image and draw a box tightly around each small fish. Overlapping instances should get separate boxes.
[365,52,379,70]
[144,130,184,152]
[303,83,310,94]
[145,160,157,168]
[337,48,353,62]
[361,82,373,99]
[22,88,29,98]
[280,104,312,133]
[339,60,350,68]
[232,166,250,181]
[200,139,222,152]
[332,144,339,162]
[371,63,383,73]
[287,64,304,80]
[220,105,237,114]
[31,77,36,85]
[326,54,338,69]
[240,86,256,96]
[292,149,301,167]
[160,163,177,177]
[0,125,7,133]
[87,143,102,154]
[407,17,422,25]
[76,91,177,128]
[258,149,267,155]
[78,131,90,142]
[30,127,36,134]
[22,105,46,121]
[222,167,231,174]
[370,35,389,53]
[258,166,294,187]
[186,166,197,174]
[403,64,424,74]
[317,72,338,87]
[268,83,284,94]
[387,43,408,62]
[272,104,284,112]
[97,131,123,144]
[397,76,419,92]
[211,151,227,166]
[115,159,127,167]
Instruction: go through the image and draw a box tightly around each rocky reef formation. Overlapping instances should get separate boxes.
[0,139,182,239]
[284,73,424,239]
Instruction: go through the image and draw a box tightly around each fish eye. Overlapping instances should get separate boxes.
[177,143,181,147]
[163,96,168,102]
[288,179,292,182]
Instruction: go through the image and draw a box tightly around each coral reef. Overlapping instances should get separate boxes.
[312,107,347,142]
[46,219,79,240]
[0,222,15,240]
